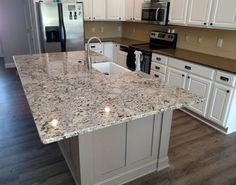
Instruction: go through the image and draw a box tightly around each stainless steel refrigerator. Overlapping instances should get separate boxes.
[36,1,85,53]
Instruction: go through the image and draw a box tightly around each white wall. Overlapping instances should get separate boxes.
[0,0,32,67]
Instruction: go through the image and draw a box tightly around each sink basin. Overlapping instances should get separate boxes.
[92,62,130,75]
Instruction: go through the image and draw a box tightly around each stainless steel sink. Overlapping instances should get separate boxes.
[92,62,130,75]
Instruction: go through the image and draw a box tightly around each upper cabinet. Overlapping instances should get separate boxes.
[125,0,142,21]
[168,0,236,30]
[169,0,189,25]
[83,0,106,20]
[210,0,236,29]
[187,0,212,26]
[107,0,124,21]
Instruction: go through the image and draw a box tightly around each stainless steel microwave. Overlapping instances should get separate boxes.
[141,1,169,25]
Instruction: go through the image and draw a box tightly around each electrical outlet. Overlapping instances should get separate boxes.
[198,36,203,43]
[100,27,104,33]
[185,34,190,41]
[217,38,224,48]
[118,26,121,32]
[92,27,96,33]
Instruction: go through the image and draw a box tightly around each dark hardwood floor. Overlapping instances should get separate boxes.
[0,59,236,185]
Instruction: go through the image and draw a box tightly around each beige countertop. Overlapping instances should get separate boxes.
[14,51,202,144]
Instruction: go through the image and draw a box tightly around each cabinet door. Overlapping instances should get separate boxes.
[107,0,123,20]
[92,0,106,20]
[186,74,212,116]
[82,0,92,20]
[187,0,212,26]
[169,0,189,25]
[125,0,134,21]
[210,0,236,29]
[166,67,187,89]
[208,83,233,127]
[134,0,142,21]
[103,42,113,61]
[113,43,120,63]
[117,50,128,68]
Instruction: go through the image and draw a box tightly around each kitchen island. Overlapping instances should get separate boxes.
[14,51,203,185]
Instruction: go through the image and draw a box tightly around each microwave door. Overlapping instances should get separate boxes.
[142,9,157,21]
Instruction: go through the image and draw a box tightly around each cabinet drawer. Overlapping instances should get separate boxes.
[151,70,166,81]
[93,50,103,54]
[151,62,167,74]
[215,71,236,87]
[168,57,215,79]
[152,53,168,65]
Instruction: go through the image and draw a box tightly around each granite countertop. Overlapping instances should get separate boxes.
[14,51,203,144]
[153,48,236,74]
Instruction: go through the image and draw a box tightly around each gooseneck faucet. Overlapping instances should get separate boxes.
[86,36,102,72]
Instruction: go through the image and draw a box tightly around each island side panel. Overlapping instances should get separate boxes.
[157,110,173,171]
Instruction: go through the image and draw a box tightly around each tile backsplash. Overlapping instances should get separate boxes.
[122,22,236,60]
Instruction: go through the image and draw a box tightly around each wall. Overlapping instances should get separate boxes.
[0,0,32,67]
[85,21,122,39]
[122,22,236,60]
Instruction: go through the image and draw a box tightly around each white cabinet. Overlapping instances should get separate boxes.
[168,0,189,25]
[117,50,128,68]
[208,83,233,126]
[113,43,120,63]
[125,0,142,21]
[186,74,212,116]
[103,42,113,62]
[187,0,212,26]
[210,0,236,29]
[169,0,236,29]
[83,0,106,20]
[106,0,124,20]
[166,67,187,89]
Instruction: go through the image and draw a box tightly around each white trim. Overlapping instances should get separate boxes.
[181,109,227,134]
[5,62,16,68]
[157,157,169,172]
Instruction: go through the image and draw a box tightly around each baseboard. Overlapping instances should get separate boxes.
[157,157,169,171]
[95,161,157,185]
[181,108,227,135]
[5,62,16,68]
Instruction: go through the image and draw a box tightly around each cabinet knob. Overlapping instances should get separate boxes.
[133,18,135,20]
[156,57,161,61]
[210,23,213,26]
[226,90,230,93]
[93,17,95,19]
[119,17,121,20]
[155,66,160,70]
[187,76,190,79]
[89,17,91,19]
[203,22,207,25]
[154,74,159,78]
[182,74,185,77]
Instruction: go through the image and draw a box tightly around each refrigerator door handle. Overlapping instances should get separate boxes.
[58,3,66,52]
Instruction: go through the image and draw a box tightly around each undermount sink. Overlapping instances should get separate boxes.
[92,62,130,75]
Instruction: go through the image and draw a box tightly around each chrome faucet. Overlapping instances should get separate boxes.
[86,36,102,72]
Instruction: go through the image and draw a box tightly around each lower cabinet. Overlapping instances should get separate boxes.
[207,83,233,126]
[186,74,212,116]
[166,67,187,89]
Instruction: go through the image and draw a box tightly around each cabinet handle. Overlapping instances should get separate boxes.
[220,76,229,82]
[185,65,191,70]
[155,66,160,70]
[154,74,159,78]
[226,90,230,93]
[182,74,185,77]
[210,23,213,26]
[156,57,161,61]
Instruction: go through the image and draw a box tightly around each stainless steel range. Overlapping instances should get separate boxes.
[127,31,178,74]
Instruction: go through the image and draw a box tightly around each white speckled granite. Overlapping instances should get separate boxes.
[14,51,203,144]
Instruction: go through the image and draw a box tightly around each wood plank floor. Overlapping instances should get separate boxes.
[1,59,236,185]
